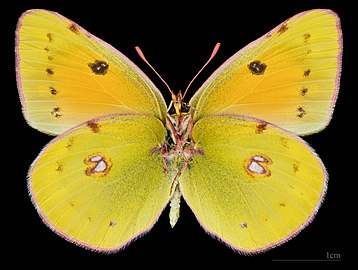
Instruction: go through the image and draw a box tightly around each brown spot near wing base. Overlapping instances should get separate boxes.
[69,23,80,34]
[279,202,286,207]
[256,123,267,134]
[87,121,100,133]
[278,23,288,34]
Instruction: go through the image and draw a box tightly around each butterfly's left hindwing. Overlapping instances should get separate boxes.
[180,115,326,253]
[29,114,171,251]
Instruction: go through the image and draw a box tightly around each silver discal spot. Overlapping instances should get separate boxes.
[248,160,265,174]
[90,155,107,172]
[245,154,272,177]
[85,154,112,177]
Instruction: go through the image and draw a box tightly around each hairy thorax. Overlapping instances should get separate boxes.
[152,110,204,227]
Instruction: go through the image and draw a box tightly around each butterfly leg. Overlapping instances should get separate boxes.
[151,144,171,173]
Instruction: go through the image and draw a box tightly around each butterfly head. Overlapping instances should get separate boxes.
[170,91,190,116]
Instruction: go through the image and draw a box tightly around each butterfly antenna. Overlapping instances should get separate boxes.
[182,43,221,99]
[135,46,174,96]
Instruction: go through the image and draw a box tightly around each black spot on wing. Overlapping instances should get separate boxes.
[293,162,299,173]
[56,161,63,172]
[49,87,58,95]
[46,68,54,75]
[296,106,307,118]
[88,60,109,75]
[303,69,311,77]
[248,60,267,75]
[51,107,63,118]
[300,87,308,96]
[303,33,311,42]
[109,221,117,227]
[240,222,248,228]
[47,33,54,42]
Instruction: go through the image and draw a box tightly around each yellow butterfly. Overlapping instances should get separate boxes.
[16,9,342,253]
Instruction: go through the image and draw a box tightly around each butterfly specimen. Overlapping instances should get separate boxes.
[16,9,342,253]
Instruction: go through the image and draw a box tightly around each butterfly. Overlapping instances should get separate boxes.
[16,9,342,253]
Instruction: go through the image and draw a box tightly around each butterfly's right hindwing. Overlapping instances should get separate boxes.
[181,115,326,253]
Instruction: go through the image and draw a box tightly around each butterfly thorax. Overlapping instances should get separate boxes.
[162,113,197,171]
[158,93,202,174]
[152,94,203,227]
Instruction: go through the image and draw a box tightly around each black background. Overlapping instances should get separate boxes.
[3,0,351,266]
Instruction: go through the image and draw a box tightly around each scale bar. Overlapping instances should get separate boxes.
[272,259,341,262]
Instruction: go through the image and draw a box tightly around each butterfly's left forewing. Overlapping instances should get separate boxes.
[16,10,167,135]
[180,115,326,253]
